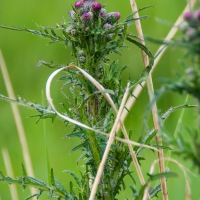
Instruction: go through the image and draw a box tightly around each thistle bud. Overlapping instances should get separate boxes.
[83,0,95,2]
[103,23,112,30]
[106,33,115,41]
[79,56,86,63]
[115,12,121,19]
[69,10,76,21]
[92,2,102,11]
[82,12,91,20]
[66,25,75,34]
[185,28,197,39]
[107,12,121,24]
[100,8,107,20]
[74,1,83,9]
[78,50,85,56]
[179,21,189,33]
[184,12,192,20]
[71,28,78,36]
[193,9,200,20]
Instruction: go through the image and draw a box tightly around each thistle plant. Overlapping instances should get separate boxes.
[0,0,200,200]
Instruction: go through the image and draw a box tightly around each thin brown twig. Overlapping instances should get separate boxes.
[129,0,168,199]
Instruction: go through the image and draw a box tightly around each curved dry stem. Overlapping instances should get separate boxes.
[46,66,157,151]
[143,158,192,200]
[89,83,130,200]
[129,1,168,199]
[122,0,197,122]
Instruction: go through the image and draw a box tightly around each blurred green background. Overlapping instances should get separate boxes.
[0,0,200,199]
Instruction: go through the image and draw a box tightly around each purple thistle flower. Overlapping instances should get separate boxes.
[107,12,121,24]
[100,9,107,17]
[82,12,91,20]
[194,10,200,20]
[74,1,83,9]
[184,12,192,20]
[92,2,102,11]
[82,0,95,2]
[115,12,121,19]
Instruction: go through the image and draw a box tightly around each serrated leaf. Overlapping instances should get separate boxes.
[51,168,56,187]
[54,178,68,196]
[22,164,27,176]
[147,172,177,181]
[71,141,88,152]
[149,184,161,198]
[63,170,81,187]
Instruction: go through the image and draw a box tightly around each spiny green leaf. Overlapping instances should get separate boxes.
[126,35,154,69]
[63,170,81,187]
[22,164,27,176]
[149,184,161,198]
[51,168,56,187]
[147,172,177,181]
[152,145,172,150]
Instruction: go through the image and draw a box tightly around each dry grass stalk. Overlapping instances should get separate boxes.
[2,148,19,200]
[0,50,36,195]
[129,0,167,199]
[122,0,197,122]
[89,83,130,200]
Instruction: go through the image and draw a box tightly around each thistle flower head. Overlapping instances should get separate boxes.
[107,12,121,24]
[92,2,102,11]
[194,9,200,20]
[82,12,91,20]
[115,12,121,19]
[184,12,192,20]
[74,1,83,9]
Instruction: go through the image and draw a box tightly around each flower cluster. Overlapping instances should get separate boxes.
[65,0,123,69]
[179,8,200,54]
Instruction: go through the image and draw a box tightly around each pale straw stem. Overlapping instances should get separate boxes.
[122,0,197,122]
[2,148,19,200]
[89,83,130,200]
[129,0,168,199]
[0,50,36,195]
